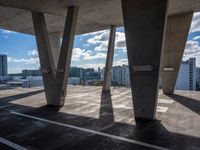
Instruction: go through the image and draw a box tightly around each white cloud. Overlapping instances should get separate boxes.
[77,63,106,70]
[83,43,90,47]
[8,57,39,65]
[87,30,126,51]
[190,12,200,33]
[72,48,106,61]
[1,29,16,34]
[83,52,106,60]
[193,36,200,40]
[94,41,108,51]
[184,40,200,67]
[72,48,84,61]
[87,31,109,45]
[87,31,109,51]
[115,32,126,51]
[114,59,128,66]
[7,49,39,65]
[27,49,38,57]
[76,58,129,71]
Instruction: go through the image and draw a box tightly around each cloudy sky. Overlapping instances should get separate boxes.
[0,12,200,73]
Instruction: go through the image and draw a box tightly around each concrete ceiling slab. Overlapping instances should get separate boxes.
[0,0,199,35]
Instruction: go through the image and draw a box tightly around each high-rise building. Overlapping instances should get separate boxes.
[196,67,200,83]
[83,68,101,81]
[196,67,200,90]
[83,68,94,76]
[69,67,83,80]
[176,58,196,91]
[112,65,130,86]
[0,54,8,76]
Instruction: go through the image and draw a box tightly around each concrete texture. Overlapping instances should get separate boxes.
[32,11,57,105]
[0,0,200,35]
[121,0,168,120]
[0,86,199,150]
[49,32,61,68]
[54,6,79,106]
[160,12,193,95]
[32,7,78,106]
[102,25,116,92]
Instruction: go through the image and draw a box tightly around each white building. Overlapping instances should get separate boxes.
[176,58,196,91]
[112,65,130,86]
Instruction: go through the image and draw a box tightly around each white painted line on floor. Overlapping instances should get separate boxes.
[158,99,173,104]
[0,137,28,150]
[157,106,168,113]
[10,111,170,150]
[114,105,133,109]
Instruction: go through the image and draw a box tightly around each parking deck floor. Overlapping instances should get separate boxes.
[0,86,199,150]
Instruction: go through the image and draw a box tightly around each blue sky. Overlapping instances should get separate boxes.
[0,12,200,73]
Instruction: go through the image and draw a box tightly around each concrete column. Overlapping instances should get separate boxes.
[32,6,79,106]
[161,12,193,95]
[102,25,116,92]
[32,11,56,105]
[54,6,79,105]
[49,32,61,68]
[121,0,168,120]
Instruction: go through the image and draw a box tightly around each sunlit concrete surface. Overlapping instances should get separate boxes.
[0,86,200,149]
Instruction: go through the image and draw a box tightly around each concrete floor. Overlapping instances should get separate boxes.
[0,86,199,150]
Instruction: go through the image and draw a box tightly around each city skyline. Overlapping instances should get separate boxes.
[0,12,200,73]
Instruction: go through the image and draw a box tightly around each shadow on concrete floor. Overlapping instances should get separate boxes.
[168,94,200,116]
[99,90,114,123]
[0,89,44,103]
[0,90,199,149]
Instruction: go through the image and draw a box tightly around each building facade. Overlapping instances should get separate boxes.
[69,67,83,80]
[196,67,200,90]
[0,54,7,76]
[176,58,196,91]
[112,65,130,86]
[22,69,41,78]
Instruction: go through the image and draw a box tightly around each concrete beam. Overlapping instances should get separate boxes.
[32,6,79,106]
[161,12,193,95]
[49,32,61,68]
[102,25,116,92]
[121,0,168,120]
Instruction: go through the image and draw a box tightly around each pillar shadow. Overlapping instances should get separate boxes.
[2,101,200,150]
[168,94,200,115]
[0,89,200,149]
[0,89,44,103]
[99,90,114,124]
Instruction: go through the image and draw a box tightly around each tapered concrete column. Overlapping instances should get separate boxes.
[32,6,79,106]
[32,11,56,105]
[54,6,79,105]
[121,0,168,120]
[102,25,116,92]
[161,12,193,95]
[49,32,61,68]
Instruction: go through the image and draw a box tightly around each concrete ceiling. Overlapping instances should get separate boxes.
[0,0,200,35]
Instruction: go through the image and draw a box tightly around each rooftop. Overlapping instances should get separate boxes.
[0,86,200,149]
